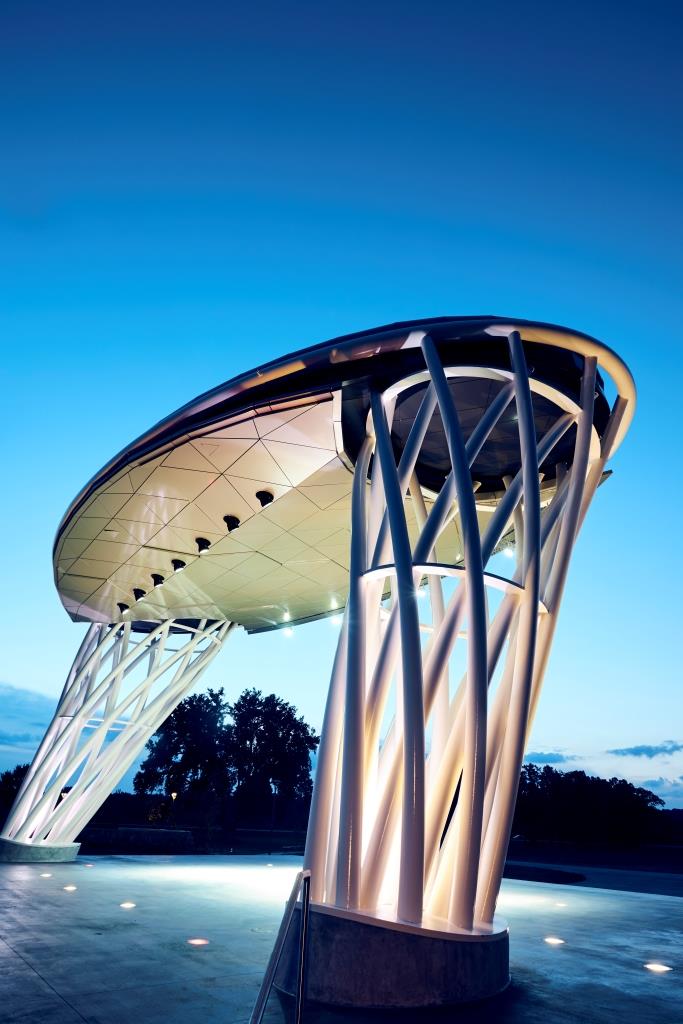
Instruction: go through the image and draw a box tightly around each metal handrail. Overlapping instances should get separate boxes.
[249,867,311,1024]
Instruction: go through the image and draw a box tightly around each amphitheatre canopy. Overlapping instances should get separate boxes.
[53,316,634,632]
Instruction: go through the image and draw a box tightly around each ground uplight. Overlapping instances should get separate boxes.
[120,902,136,909]
[187,937,210,946]
[544,936,565,946]
[644,963,672,973]
[63,885,77,892]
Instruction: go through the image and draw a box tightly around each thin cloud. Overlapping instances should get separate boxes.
[607,741,683,759]
[0,683,55,772]
[524,751,570,765]
[642,777,683,802]
[0,731,42,747]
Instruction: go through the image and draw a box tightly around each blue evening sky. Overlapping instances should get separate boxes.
[1,1,681,803]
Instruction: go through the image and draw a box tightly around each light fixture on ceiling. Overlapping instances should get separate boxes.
[151,573,164,587]
[133,588,146,602]
[117,602,130,615]
[195,537,211,554]
[255,490,274,507]
[171,558,186,572]
[223,514,240,532]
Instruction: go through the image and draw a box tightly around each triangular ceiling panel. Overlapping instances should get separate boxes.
[192,437,257,474]
[194,476,257,530]
[261,440,337,486]
[207,418,258,439]
[138,466,217,502]
[226,476,290,513]
[298,482,353,510]
[162,444,221,472]
[226,442,291,485]
[254,407,309,437]
[266,403,336,449]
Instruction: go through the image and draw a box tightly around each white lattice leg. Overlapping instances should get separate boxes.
[1,619,232,853]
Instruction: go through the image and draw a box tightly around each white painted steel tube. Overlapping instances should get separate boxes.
[336,435,374,910]
[371,390,426,924]
[421,334,489,932]
[475,331,542,924]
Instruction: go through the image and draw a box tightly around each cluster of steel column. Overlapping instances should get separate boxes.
[1,618,231,848]
[304,330,621,933]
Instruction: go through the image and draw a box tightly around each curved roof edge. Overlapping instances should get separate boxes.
[54,315,635,555]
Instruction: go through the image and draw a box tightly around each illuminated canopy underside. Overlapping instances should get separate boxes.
[53,316,633,632]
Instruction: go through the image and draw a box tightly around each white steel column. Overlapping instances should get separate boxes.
[2,618,232,849]
[305,331,630,936]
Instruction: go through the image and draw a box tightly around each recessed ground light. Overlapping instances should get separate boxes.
[195,537,211,553]
[187,937,210,946]
[555,901,567,907]
[133,588,146,601]
[255,490,274,507]
[40,872,52,878]
[120,902,136,909]
[283,627,294,638]
[171,558,186,572]
[151,573,164,587]
[84,864,94,868]
[223,515,240,532]
[117,603,129,615]
[544,936,564,946]
[644,963,672,973]
[64,885,77,892]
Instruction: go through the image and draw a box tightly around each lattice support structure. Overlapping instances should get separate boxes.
[2,618,232,850]
[304,329,627,933]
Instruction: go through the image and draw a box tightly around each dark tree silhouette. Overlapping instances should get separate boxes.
[134,689,233,823]
[0,763,29,822]
[513,764,664,844]
[133,687,318,828]
[226,688,319,824]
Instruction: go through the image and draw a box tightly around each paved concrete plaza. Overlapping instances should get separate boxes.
[0,855,679,1024]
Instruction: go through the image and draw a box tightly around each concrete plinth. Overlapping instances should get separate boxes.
[275,903,509,1009]
[0,837,80,863]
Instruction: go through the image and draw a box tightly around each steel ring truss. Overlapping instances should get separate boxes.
[304,329,628,933]
[2,618,232,848]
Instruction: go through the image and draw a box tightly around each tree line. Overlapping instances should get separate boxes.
[1,689,681,847]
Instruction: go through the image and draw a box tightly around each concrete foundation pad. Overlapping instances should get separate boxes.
[0,837,80,863]
[275,903,509,1008]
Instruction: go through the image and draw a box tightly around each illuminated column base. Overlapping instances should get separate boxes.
[0,836,80,863]
[0,618,232,861]
[275,905,509,1008]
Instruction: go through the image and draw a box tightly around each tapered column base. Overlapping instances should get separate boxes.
[275,903,509,1009]
[0,837,80,863]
